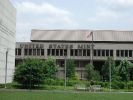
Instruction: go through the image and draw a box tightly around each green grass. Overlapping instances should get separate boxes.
[0,91,133,100]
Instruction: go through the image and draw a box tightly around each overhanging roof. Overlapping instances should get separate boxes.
[31,29,133,42]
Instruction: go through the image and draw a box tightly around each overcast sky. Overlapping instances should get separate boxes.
[10,0,133,42]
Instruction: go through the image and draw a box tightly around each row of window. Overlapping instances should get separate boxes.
[15,48,133,57]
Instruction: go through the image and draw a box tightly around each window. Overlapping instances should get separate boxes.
[60,49,63,56]
[102,50,105,56]
[98,49,101,56]
[87,49,90,56]
[33,49,36,56]
[15,49,17,55]
[41,49,44,56]
[64,49,67,56]
[83,49,86,56]
[129,50,132,57]
[94,50,97,56]
[24,49,28,56]
[75,49,78,56]
[110,50,113,57]
[56,49,59,56]
[47,49,51,56]
[125,50,128,57]
[106,50,109,56]
[70,49,74,56]
[29,49,32,55]
[37,49,40,56]
[121,50,124,57]
[18,48,21,55]
[116,50,119,57]
[78,49,82,56]
[52,49,55,56]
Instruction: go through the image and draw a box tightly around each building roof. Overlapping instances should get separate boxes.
[31,29,133,42]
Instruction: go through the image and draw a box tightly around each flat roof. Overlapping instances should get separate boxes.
[31,29,133,42]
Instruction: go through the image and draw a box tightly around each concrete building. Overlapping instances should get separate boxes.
[16,29,133,80]
[0,0,16,83]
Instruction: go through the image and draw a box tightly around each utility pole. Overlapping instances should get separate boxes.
[109,60,112,92]
[5,48,8,88]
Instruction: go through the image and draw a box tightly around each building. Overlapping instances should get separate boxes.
[16,29,133,80]
[0,0,16,83]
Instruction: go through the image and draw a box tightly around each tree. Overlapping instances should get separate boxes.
[118,60,132,82]
[102,57,115,81]
[66,59,76,79]
[14,59,46,88]
[85,64,100,81]
[44,57,58,79]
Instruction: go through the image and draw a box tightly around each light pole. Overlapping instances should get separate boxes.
[5,48,8,88]
[109,59,112,92]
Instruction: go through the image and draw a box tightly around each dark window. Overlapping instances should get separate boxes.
[78,49,82,56]
[56,49,59,56]
[41,49,44,56]
[33,49,36,56]
[106,50,109,57]
[47,49,51,56]
[125,50,128,57]
[83,49,86,56]
[37,49,40,56]
[102,50,105,56]
[52,49,55,56]
[75,49,78,56]
[15,49,17,55]
[18,48,21,55]
[98,49,101,56]
[129,50,132,57]
[110,50,113,57]
[116,50,119,57]
[70,49,74,56]
[94,50,97,56]
[64,49,67,56]
[87,49,90,56]
[24,49,28,56]
[60,49,63,56]
[29,49,32,55]
[121,50,124,57]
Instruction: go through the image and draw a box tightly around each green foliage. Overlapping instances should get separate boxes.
[44,57,58,79]
[102,57,115,81]
[85,64,101,81]
[66,59,76,79]
[14,59,46,88]
[118,60,132,82]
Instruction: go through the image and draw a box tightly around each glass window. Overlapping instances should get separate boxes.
[87,49,90,56]
[60,49,63,56]
[37,49,40,56]
[129,50,132,57]
[98,49,101,56]
[79,49,82,56]
[29,49,32,55]
[33,49,36,56]
[47,49,51,56]
[24,49,28,56]
[75,49,78,56]
[94,50,97,56]
[106,50,109,57]
[52,49,55,56]
[83,49,86,56]
[70,49,74,56]
[41,49,44,56]
[110,50,113,57]
[15,49,17,55]
[125,50,128,57]
[102,50,105,56]
[18,48,21,55]
[116,50,119,57]
[56,49,59,56]
[121,50,124,57]
[64,49,67,56]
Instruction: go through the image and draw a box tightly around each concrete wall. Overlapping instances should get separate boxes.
[0,0,16,83]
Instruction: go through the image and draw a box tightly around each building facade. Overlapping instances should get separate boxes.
[16,30,133,80]
[0,0,16,83]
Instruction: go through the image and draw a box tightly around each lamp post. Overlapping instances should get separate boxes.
[5,48,8,88]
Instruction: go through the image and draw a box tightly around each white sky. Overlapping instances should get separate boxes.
[10,0,133,42]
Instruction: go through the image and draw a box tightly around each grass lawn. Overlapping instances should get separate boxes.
[0,90,133,100]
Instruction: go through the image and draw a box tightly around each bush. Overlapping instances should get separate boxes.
[67,79,80,86]
[127,81,133,89]
[112,81,125,89]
